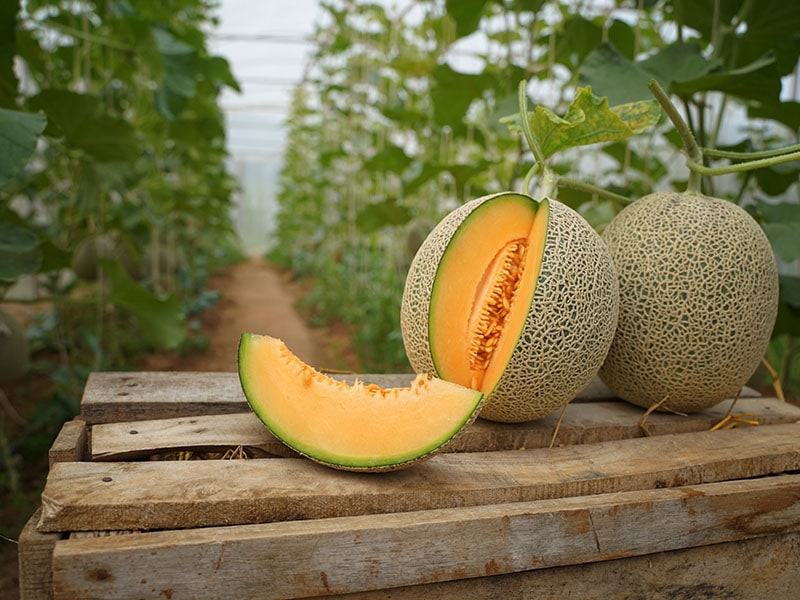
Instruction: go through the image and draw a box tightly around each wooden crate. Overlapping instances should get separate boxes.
[18,371,800,600]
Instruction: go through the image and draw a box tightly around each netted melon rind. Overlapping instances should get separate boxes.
[401,193,620,423]
[598,191,779,413]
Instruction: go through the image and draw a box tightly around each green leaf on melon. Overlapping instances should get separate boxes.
[501,86,661,160]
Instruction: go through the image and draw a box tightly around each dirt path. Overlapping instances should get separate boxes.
[142,257,358,373]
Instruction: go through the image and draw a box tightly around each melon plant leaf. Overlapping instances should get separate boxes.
[0,107,47,185]
[431,64,494,129]
[501,87,661,160]
[773,275,800,337]
[444,0,489,39]
[356,198,412,233]
[637,43,720,90]
[0,223,41,282]
[579,43,654,104]
[754,201,800,262]
[101,259,186,350]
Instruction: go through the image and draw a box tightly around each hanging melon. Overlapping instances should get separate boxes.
[237,333,484,472]
[599,191,779,413]
[400,191,619,423]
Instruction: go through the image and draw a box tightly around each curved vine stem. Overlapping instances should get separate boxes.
[648,79,704,193]
[686,150,800,176]
[557,176,634,207]
[518,79,549,196]
[703,143,800,161]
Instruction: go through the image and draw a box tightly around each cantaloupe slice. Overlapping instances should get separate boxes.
[401,192,619,423]
[237,333,484,472]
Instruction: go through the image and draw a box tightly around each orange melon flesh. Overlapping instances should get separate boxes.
[237,333,484,471]
[429,194,549,396]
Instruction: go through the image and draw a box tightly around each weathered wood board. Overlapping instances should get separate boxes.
[48,474,800,599]
[39,422,800,532]
[79,371,761,425]
[18,508,60,600]
[19,370,800,600]
[88,396,800,461]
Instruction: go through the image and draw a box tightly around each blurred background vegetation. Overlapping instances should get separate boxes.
[2,0,800,551]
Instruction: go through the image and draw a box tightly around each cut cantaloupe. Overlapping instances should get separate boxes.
[429,193,549,394]
[401,192,619,423]
[237,333,484,472]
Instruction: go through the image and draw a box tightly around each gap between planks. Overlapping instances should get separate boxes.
[38,421,800,533]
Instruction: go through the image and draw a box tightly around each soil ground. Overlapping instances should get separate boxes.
[0,257,360,599]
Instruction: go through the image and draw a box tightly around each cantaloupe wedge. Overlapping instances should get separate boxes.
[237,333,484,472]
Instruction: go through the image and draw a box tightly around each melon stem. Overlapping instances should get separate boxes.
[648,79,703,194]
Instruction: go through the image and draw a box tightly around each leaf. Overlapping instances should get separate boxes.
[101,259,186,350]
[0,107,47,185]
[579,43,654,104]
[0,223,42,282]
[671,53,782,105]
[637,43,720,89]
[755,201,800,262]
[431,64,494,130]
[773,275,800,337]
[501,87,661,160]
[356,198,412,233]
[444,0,489,39]
[154,28,200,119]
[365,143,412,173]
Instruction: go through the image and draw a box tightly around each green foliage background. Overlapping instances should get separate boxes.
[0,0,240,504]
[272,0,800,386]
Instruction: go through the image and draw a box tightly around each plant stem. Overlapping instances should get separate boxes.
[703,143,800,160]
[517,79,547,176]
[557,175,634,206]
[648,79,704,193]
[686,150,800,176]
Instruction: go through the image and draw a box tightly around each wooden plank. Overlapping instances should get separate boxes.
[49,419,88,468]
[48,474,800,600]
[333,531,800,600]
[18,508,59,600]
[38,422,800,532]
[84,371,714,424]
[89,397,800,461]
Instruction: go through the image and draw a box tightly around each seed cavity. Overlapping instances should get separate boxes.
[467,239,528,388]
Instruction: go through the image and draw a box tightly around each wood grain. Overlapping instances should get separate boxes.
[48,419,88,467]
[38,422,800,532]
[18,508,60,600]
[48,474,800,600]
[333,531,800,600]
[88,397,800,461]
[84,371,725,424]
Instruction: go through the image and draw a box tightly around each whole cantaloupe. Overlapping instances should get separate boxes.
[599,191,779,413]
[401,192,619,423]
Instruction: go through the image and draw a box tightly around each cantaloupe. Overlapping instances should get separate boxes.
[400,192,619,423]
[599,191,779,413]
[237,333,484,472]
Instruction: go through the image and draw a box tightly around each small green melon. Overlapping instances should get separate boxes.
[73,234,139,281]
[401,192,619,423]
[599,191,779,413]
